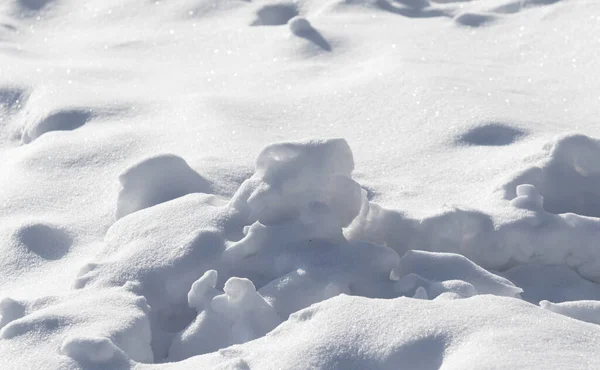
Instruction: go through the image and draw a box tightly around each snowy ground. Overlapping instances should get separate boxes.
[2,0,600,368]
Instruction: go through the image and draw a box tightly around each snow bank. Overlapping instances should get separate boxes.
[154,294,600,370]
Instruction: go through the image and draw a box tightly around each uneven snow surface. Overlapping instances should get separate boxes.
[1,0,600,369]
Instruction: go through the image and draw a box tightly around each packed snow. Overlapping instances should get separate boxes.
[1,0,600,369]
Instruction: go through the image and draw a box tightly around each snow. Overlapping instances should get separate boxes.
[392,250,522,298]
[157,295,600,370]
[2,0,600,368]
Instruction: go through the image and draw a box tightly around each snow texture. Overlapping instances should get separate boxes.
[3,0,600,369]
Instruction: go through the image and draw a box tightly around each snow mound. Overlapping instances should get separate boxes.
[74,138,404,362]
[160,294,600,369]
[231,138,360,227]
[116,154,213,219]
[510,184,544,211]
[74,194,238,359]
[0,287,152,368]
[503,134,600,217]
[187,270,220,311]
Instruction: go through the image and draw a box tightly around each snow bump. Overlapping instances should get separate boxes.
[116,154,212,219]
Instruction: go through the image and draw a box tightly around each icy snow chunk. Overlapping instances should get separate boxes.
[212,277,282,344]
[540,300,600,326]
[394,250,523,297]
[116,154,212,219]
[188,270,219,311]
[169,276,282,361]
[510,184,544,211]
[231,138,360,227]
[255,138,353,180]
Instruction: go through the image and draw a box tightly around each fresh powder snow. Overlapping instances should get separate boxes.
[1,0,600,369]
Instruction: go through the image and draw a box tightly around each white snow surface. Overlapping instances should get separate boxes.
[2,0,600,369]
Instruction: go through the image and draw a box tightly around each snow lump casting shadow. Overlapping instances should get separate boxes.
[289,16,332,52]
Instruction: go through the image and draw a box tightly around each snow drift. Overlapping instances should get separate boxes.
[4,136,600,369]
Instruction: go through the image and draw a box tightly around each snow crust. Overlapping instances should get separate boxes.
[2,0,600,369]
